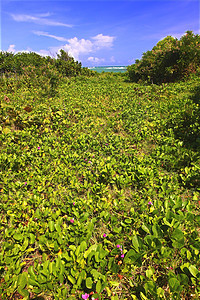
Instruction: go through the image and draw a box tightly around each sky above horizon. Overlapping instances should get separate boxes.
[1,0,200,67]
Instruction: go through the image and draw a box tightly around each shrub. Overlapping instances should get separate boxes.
[127,31,200,84]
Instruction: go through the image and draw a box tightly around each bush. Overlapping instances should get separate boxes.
[127,31,200,84]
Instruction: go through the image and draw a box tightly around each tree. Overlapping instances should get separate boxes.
[55,49,82,77]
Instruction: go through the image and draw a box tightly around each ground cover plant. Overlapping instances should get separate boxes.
[0,54,200,299]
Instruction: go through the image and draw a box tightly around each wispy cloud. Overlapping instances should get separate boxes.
[33,31,68,42]
[10,13,73,27]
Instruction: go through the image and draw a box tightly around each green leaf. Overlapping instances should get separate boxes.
[141,224,150,234]
[28,278,40,287]
[99,248,109,259]
[172,239,185,248]
[28,266,36,279]
[152,224,162,238]
[13,233,23,241]
[91,269,101,280]
[95,251,100,262]
[29,233,36,244]
[132,235,140,252]
[168,278,181,292]
[86,277,93,289]
[177,274,189,285]
[49,261,54,274]
[189,265,199,278]
[109,281,120,287]
[3,127,11,134]
[68,275,76,285]
[96,280,102,294]
[55,223,61,233]
[80,240,87,252]
[171,228,184,241]
[48,220,55,232]
[79,270,87,280]
[21,238,29,251]
[18,288,29,297]
[146,267,154,278]
[18,273,27,289]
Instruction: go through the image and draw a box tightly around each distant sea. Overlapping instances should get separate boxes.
[88,66,127,73]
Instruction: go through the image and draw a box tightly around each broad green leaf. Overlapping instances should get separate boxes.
[28,266,36,279]
[168,278,181,292]
[86,277,93,289]
[79,270,87,280]
[132,235,140,252]
[69,245,76,251]
[18,288,29,297]
[29,233,36,244]
[48,220,55,232]
[177,274,189,285]
[171,228,184,241]
[18,273,27,289]
[152,224,162,238]
[28,278,40,287]
[3,127,11,134]
[109,281,120,287]
[80,240,87,252]
[91,269,101,280]
[146,267,154,278]
[13,233,23,241]
[21,238,29,251]
[99,248,109,259]
[55,223,61,233]
[141,224,150,234]
[189,265,199,277]
[96,280,102,294]
[68,275,76,285]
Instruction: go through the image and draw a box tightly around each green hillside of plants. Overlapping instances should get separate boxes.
[0,39,200,299]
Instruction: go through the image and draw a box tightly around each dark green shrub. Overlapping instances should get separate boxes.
[127,31,200,84]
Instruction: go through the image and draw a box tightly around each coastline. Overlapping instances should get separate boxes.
[87,66,127,73]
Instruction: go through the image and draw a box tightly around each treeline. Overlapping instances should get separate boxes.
[0,49,94,78]
[0,49,95,97]
[127,31,200,84]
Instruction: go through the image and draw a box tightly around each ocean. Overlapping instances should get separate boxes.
[88,66,127,73]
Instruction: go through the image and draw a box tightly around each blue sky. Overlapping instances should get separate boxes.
[1,0,200,66]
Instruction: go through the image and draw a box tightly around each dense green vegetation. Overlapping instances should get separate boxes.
[127,31,200,84]
[0,39,200,299]
[0,49,94,80]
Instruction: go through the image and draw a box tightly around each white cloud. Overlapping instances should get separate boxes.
[6,33,116,63]
[33,31,68,42]
[87,57,105,64]
[7,44,16,52]
[7,44,32,54]
[92,34,115,49]
[62,37,93,60]
[45,34,115,61]
[11,13,73,27]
